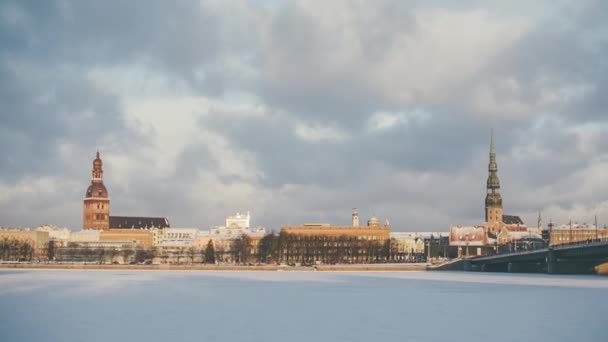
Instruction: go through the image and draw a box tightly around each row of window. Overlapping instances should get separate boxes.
[85,214,108,221]
[85,203,107,210]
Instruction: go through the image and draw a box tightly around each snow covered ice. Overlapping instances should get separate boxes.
[1,270,607,342]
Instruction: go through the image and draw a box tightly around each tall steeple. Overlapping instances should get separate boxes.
[485,129,503,228]
[487,129,500,191]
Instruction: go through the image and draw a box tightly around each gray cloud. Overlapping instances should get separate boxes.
[1,0,607,230]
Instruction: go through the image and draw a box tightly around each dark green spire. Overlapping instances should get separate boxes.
[486,129,500,191]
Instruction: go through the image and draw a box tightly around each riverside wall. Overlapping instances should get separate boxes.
[0,263,436,272]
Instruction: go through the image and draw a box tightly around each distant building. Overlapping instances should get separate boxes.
[37,225,71,241]
[390,231,451,261]
[156,228,198,248]
[449,130,536,255]
[210,211,267,240]
[280,209,390,240]
[100,229,153,248]
[81,151,171,231]
[226,212,250,229]
[70,230,100,242]
[548,222,608,246]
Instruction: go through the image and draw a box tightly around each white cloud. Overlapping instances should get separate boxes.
[294,122,350,143]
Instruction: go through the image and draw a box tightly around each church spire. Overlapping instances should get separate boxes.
[485,129,503,225]
[486,129,500,192]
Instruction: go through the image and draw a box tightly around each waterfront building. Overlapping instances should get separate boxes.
[99,229,153,248]
[226,212,250,229]
[36,225,71,247]
[281,209,390,240]
[273,210,391,264]
[448,226,491,257]
[156,228,199,248]
[82,151,171,231]
[449,130,535,255]
[70,229,100,242]
[210,212,266,239]
[548,222,608,246]
[67,240,139,249]
[207,212,267,262]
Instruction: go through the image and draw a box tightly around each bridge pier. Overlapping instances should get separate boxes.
[547,249,558,274]
[508,262,543,273]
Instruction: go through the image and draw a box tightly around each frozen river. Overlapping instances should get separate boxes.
[1,270,607,342]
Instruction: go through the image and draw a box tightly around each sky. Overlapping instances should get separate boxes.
[0,0,607,231]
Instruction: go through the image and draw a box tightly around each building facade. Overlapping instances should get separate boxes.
[548,223,608,246]
[280,209,390,240]
[99,229,153,248]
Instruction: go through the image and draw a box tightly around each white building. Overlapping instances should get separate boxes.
[156,228,198,248]
[226,212,251,229]
[37,225,72,241]
[70,230,100,242]
[210,211,266,240]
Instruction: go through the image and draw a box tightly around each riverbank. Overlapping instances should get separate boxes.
[0,263,436,272]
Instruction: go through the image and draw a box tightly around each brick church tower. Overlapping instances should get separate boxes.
[485,130,503,233]
[83,151,110,230]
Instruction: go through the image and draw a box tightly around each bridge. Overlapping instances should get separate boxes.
[463,240,608,274]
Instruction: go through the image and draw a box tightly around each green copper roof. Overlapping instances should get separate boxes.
[487,128,500,190]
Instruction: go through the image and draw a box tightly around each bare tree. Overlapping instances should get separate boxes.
[186,246,197,264]
[121,248,134,264]
[96,248,106,264]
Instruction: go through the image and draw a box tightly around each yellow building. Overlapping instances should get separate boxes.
[281,213,390,240]
[100,229,153,248]
[549,223,608,246]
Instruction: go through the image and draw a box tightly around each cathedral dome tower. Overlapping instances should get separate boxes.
[83,151,110,230]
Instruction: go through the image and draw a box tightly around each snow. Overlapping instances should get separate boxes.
[1,270,607,342]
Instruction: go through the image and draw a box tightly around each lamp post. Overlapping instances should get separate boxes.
[595,215,598,241]
[548,220,554,247]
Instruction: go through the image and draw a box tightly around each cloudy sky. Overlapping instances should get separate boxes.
[1,0,607,231]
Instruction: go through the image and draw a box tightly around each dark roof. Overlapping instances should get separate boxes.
[85,183,108,198]
[109,216,170,229]
[503,215,524,225]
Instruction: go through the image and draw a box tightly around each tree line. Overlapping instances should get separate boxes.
[5,233,452,265]
[0,237,36,261]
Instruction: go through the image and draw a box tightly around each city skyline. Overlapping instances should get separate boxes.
[1,1,607,230]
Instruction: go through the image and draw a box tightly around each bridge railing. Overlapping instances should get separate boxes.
[551,236,608,249]
[493,235,608,256]
[495,240,546,255]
